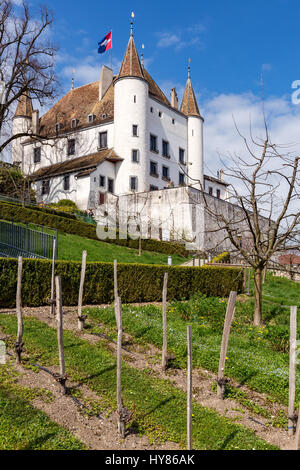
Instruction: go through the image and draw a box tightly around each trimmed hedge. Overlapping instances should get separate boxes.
[0,258,242,308]
[0,258,243,308]
[0,202,190,257]
[1,200,77,220]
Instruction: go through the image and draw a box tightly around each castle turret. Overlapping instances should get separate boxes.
[180,66,204,190]
[12,93,33,172]
[113,23,149,195]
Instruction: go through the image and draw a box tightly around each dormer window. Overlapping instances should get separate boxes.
[71,118,78,128]
[102,113,107,120]
[55,123,61,133]
[88,114,95,123]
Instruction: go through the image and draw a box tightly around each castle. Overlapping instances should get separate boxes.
[11,25,233,251]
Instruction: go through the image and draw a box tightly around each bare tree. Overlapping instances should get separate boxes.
[195,115,300,325]
[0,0,58,156]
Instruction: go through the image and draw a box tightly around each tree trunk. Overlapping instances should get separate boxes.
[253,267,263,326]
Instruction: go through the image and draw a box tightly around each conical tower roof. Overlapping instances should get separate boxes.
[14,93,33,118]
[118,25,144,79]
[180,67,201,117]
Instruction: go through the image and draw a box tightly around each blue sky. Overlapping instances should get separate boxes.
[12,0,300,179]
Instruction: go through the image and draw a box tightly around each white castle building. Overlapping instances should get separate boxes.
[11,26,231,250]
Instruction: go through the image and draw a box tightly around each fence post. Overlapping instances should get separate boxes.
[116,296,125,438]
[55,276,67,394]
[78,250,87,330]
[187,325,192,450]
[15,256,23,364]
[50,238,56,316]
[162,272,169,370]
[295,402,300,449]
[243,267,246,293]
[288,306,297,436]
[217,291,237,399]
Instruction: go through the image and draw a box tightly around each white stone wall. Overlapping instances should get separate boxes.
[147,97,188,190]
[21,121,114,176]
[12,116,32,171]
[204,178,229,201]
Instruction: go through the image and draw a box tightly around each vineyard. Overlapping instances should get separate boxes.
[0,256,299,451]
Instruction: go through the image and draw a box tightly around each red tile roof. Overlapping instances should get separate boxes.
[180,77,201,117]
[31,148,122,180]
[14,94,33,118]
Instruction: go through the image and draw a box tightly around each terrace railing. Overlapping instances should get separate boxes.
[0,220,57,259]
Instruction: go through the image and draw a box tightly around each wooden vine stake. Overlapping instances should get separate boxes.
[217,291,237,399]
[15,256,23,364]
[187,325,192,450]
[247,267,251,295]
[78,250,87,330]
[114,259,119,325]
[162,272,169,370]
[50,238,56,316]
[288,306,297,436]
[243,267,246,293]
[116,296,125,438]
[295,402,300,450]
[55,276,67,394]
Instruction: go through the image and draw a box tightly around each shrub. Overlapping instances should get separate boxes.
[0,258,243,308]
[54,199,78,209]
[210,252,230,264]
[0,202,191,257]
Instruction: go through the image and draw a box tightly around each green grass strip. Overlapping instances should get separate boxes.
[85,303,300,406]
[0,365,85,450]
[0,315,277,450]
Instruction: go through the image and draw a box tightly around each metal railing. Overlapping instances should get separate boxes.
[0,220,57,259]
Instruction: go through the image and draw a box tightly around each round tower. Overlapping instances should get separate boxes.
[113,24,149,195]
[12,94,33,172]
[180,66,204,190]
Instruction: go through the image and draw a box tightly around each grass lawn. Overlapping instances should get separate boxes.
[57,231,188,265]
[0,364,85,450]
[5,220,188,265]
[0,315,276,450]
[83,274,300,407]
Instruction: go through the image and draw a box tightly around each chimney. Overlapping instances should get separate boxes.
[171,87,178,109]
[32,110,39,135]
[99,65,113,101]
[220,169,224,181]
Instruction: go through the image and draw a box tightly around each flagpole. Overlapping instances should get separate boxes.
[111,29,113,72]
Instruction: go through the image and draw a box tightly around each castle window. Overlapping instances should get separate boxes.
[179,148,185,164]
[133,95,136,103]
[130,176,138,191]
[150,185,158,191]
[99,131,107,149]
[33,148,41,164]
[132,125,138,137]
[99,192,105,205]
[67,139,75,156]
[158,111,162,118]
[102,113,107,119]
[217,189,221,199]
[209,187,213,196]
[132,149,139,163]
[179,172,185,185]
[172,118,175,125]
[108,178,114,194]
[162,165,170,181]
[99,175,106,188]
[150,161,158,177]
[88,114,95,123]
[41,180,49,195]
[162,140,170,158]
[150,134,158,153]
[150,107,153,113]
[63,175,70,191]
